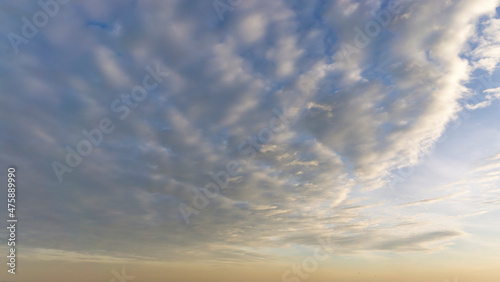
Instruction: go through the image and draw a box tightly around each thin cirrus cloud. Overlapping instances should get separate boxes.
[0,0,499,280]
[399,192,467,207]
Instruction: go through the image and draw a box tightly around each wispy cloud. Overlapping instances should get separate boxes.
[400,192,467,207]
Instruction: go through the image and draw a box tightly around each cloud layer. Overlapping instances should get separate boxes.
[0,0,499,265]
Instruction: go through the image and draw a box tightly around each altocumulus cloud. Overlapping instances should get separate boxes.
[0,0,499,263]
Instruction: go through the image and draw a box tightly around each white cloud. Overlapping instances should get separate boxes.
[0,0,499,264]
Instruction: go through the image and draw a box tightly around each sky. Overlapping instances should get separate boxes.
[1,0,500,281]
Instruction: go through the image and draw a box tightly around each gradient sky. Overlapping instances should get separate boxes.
[1,0,500,281]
